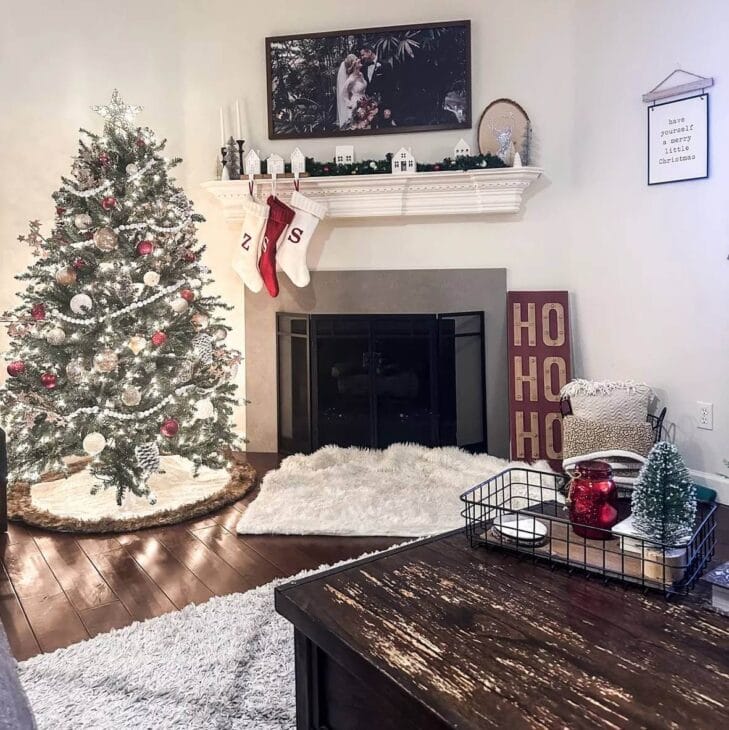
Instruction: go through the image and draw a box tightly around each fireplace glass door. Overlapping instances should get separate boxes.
[276,312,486,454]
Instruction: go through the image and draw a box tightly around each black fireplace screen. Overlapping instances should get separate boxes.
[276,312,486,454]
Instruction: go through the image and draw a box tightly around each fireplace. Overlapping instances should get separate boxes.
[276,312,486,454]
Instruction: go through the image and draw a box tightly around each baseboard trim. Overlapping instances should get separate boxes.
[690,469,729,505]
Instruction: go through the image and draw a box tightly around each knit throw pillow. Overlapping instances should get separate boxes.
[562,417,655,461]
[561,380,652,423]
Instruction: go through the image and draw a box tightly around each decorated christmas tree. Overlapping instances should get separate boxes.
[631,442,696,544]
[1,91,241,505]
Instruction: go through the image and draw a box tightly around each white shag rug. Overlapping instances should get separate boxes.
[18,545,412,730]
[30,455,229,520]
[237,443,555,537]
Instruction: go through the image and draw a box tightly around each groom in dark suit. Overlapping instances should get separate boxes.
[359,46,396,127]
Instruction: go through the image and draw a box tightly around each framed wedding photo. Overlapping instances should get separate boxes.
[265,20,471,139]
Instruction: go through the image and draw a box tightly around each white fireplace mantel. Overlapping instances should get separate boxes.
[201,167,543,220]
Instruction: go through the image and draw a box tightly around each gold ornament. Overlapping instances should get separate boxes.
[93,348,118,373]
[128,336,147,355]
[191,313,209,329]
[121,385,142,407]
[55,268,77,286]
[93,227,118,252]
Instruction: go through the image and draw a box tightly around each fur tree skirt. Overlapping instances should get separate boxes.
[7,452,256,533]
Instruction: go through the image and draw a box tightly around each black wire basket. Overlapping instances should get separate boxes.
[460,467,717,597]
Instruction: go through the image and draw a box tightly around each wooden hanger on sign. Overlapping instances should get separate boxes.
[642,68,714,103]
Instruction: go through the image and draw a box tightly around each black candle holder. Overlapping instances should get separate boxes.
[236,139,245,174]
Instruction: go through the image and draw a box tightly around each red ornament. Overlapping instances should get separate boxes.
[56,206,66,216]
[568,461,619,540]
[160,418,179,438]
[101,195,117,210]
[40,372,58,390]
[136,240,154,256]
[6,361,26,377]
[151,330,167,347]
[323,165,330,173]
[135,137,145,148]
[30,303,46,321]
[182,249,196,263]
[98,152,111,166]
[72,257,87,271]
[180,288,195,303]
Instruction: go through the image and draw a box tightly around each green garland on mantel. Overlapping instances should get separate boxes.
[272,153,507,177]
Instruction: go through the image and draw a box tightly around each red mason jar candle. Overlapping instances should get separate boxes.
[568,460,618,540]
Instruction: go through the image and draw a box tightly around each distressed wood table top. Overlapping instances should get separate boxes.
[275,530,729,730]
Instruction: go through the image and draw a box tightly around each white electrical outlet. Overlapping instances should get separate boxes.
[697,401,713,430]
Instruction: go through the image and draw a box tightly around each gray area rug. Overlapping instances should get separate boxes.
[18,545,411,729]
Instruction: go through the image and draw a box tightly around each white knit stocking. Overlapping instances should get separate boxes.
[276,191,327,288]
[232,198,269,293]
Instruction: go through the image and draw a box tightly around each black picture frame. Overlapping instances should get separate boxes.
[265,20,471,140]
[647,93,709,186]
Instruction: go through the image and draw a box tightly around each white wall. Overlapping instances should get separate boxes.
[1,1,726,497]
[570,0,729,498]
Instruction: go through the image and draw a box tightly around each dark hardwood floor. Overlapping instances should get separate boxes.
[0,453,400,661]
[1,452,727,663]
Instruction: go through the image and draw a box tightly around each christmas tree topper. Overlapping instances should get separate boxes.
[91,90,143,130]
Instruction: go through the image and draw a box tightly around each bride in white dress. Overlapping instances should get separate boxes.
[336,54,367,128]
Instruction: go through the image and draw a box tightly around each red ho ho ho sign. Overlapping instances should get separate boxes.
[507,291,572,468]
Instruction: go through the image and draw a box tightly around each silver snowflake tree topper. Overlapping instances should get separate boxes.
[91,90,143,129]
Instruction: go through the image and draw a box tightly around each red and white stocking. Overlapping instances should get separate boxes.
[258,196,295,297]
[277,191,327,288]
[232,198,268,293]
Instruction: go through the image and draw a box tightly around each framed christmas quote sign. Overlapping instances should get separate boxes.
[648,94,708,185]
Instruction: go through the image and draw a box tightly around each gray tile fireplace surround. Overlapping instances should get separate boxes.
[244,269,508,456]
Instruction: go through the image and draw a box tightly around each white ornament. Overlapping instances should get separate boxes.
[212,328,227,342]
[70,293,93,314]
[170,297,189,314]
[74,213,93,229]
[126,163,139,175]
[194,398,215,420]
[189,278,202,289]
[143,271,160,287]
[46,327,66,346]
[83,432,107,455]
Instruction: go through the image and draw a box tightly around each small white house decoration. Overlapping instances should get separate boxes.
[392,147,416,174]
[335,145,355,165]
[291,147,306,175]
[266,153,285,176]
[244,149,261,176]
[454,138,471,158]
